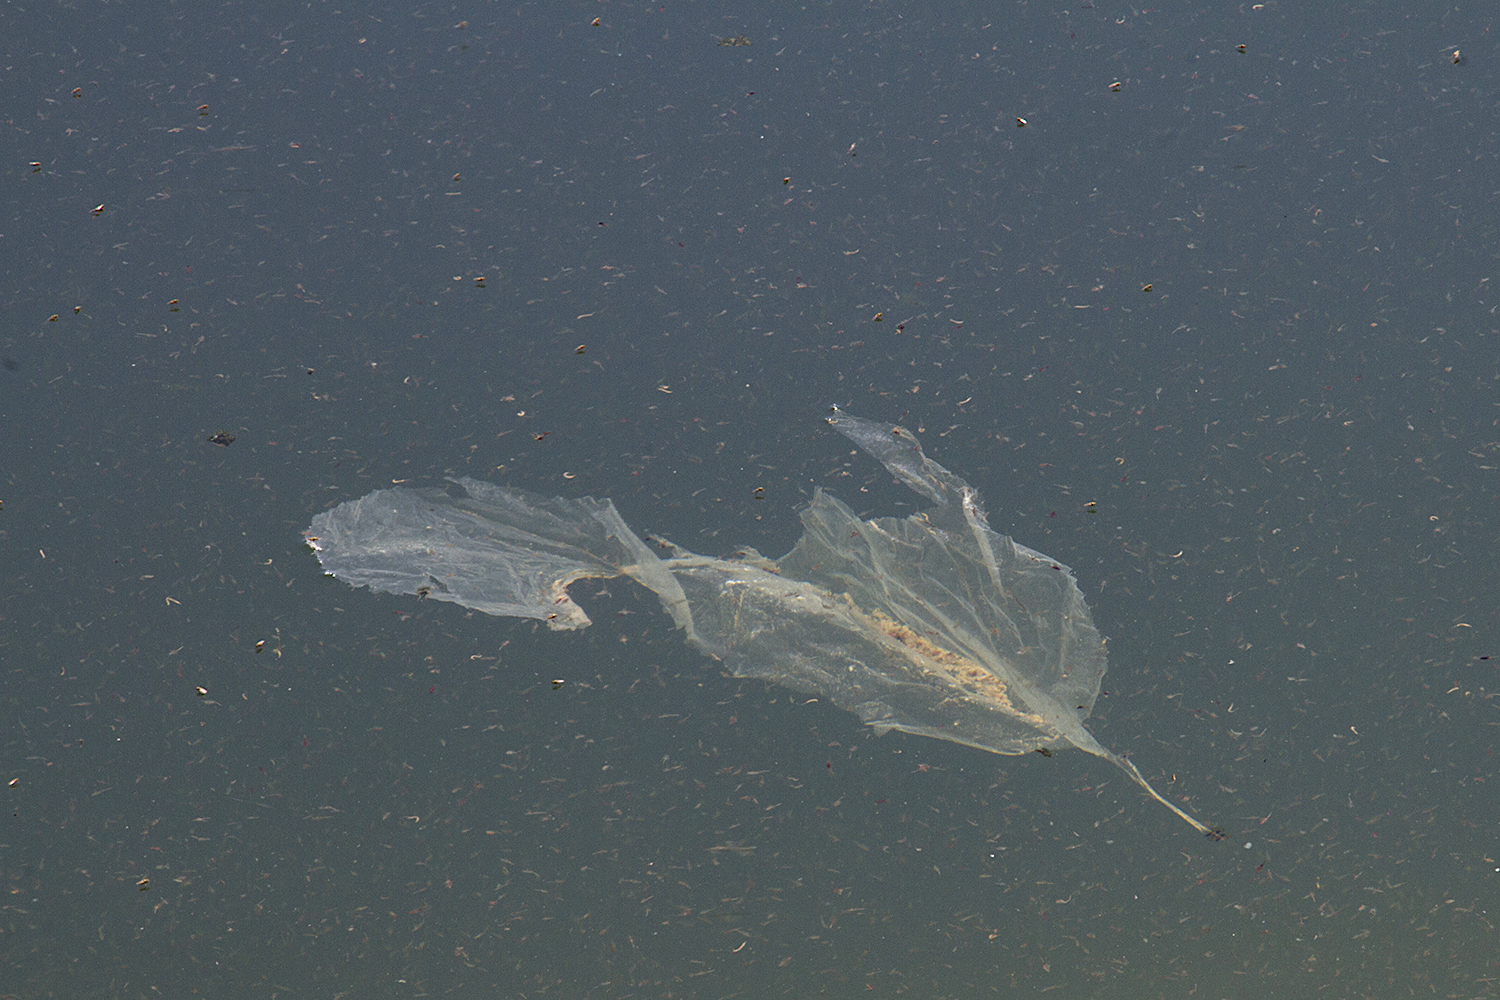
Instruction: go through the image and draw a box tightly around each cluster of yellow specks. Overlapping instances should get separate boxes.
[856,606,1046,727]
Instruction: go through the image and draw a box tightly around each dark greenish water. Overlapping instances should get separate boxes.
[1,3,1496,997]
